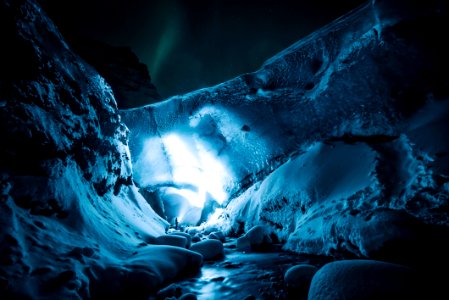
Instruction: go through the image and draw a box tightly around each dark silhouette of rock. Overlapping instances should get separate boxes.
[308,260,421,300]
[69,36,161,108]
[284,264,318,291]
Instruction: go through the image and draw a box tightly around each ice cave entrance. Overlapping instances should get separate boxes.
[156,133,231,225]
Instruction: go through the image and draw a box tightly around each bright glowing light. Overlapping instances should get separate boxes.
[136,105,251,225]
[194,140,228,202]
[161,187,203,225]
[165,186,203,208]
[205,208,224,225]
[162,133,230,209]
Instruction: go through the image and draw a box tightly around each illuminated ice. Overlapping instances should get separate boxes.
[162,133,229,206]
[134,128,233,224]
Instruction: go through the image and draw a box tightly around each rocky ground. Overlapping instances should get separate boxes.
[150,225,434,300]
[68,36,162,109]
[169,242,329,300]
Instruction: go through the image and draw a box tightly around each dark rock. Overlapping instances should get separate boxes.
[179,293,197,300]
[187,227,200,236]
[156,283,183,299]
[68,36,161,109]
[192,233,202,243]
[284,264,318,290]
[211,276,225,282]
[208,231,226,242]
[44,270,79,291]
[308,260,421,300]
[221,261,243,269]
[31,267,52,276]
[169,232,192,248]
[256,273,271,280]
[237,225,272,252]
[67,247,96,261]
[155,235,188,248]
[190,239,224,261]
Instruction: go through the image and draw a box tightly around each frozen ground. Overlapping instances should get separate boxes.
[166,240,331,300]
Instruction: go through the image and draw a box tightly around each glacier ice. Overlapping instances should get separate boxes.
[122,0,449,260]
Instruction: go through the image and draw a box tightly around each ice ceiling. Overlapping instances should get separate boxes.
[121,0,449,233]
[124,84,294,226]
[131,105,249,224]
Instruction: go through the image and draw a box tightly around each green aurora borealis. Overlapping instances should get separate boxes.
[41,0,365,98]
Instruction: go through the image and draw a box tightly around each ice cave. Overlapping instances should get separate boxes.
[1,0,449,299]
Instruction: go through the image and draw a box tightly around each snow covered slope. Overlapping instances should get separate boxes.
[122,0,449,260]
[0,0,201,298]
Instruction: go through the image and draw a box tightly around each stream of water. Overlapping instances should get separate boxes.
[174,240,332,300]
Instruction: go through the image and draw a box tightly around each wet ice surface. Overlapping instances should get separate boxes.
[175,240,332,300]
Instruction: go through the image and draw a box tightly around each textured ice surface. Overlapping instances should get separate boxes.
[123,0,449,258]
[0,0,201,298]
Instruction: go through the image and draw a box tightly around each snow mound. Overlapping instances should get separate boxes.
[89,246,202,298]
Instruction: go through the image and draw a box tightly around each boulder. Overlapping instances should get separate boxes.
[208,231,226,243]
[192,234,202,243]
[156,283,183,299]
[169,232,192,248]
[187,227,200,236]
[308,260,420,300]
[236,236,251,252]
[155,235,188,248]
[190,239,224,261]
[237,225,272,252]
[284,264,318,290]
[179,293,197,300]
[67,36,161,109]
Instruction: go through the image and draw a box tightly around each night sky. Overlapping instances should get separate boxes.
[40,0,366,98]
